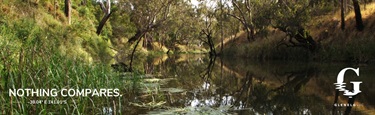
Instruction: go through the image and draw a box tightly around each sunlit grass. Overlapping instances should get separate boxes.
[223,2,375,63]
[0,4,130,114]
[0,36,131,114]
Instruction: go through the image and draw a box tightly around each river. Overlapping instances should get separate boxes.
[115,54,375,114]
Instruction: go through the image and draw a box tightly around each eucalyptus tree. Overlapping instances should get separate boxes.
[195,0,220,56]
[341,0,345,30]
[190,0,240,55]
[227,0,255,42]
[96,0,113,35]
[147,0,199,50]
[113,0,185,70]
[215,0,239,54]
[200,10,217,56]
[269,0,318,52]
[226,0,277,42]
[339,0,364,31]
[123,0,180,44]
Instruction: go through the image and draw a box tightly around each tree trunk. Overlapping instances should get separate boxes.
[96,0,112,35]
[220,0,224,54]
[206,34,216,56]
[106,0,111,14]
[245,28,251,42]
[128,29,146,44]
[275,26,317,52]
[129,36,144,72]
[305,35,317,52]
[64,0,71,25]
[81,0,87,6]
[352,0,364,31]
[341,0,345,30]
[296,27,317,52]
[54,0,57,19]
[96,12,113,35]
[209,40,216,57]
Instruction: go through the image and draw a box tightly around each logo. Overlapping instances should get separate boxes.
[334,67,362,98]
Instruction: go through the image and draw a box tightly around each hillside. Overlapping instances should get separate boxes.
[222,3,375,63]
[0,1,115,64]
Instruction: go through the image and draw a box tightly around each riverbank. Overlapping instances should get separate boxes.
[222,3,375,64]
[0,2,127,114]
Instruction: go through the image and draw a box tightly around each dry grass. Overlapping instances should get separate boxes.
[311,2,375,44]
[223,3,375,62]
[229,2,375,46]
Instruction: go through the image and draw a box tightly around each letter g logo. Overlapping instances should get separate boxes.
[334,67,362,98]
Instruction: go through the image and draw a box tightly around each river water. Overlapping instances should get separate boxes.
[118,54,375,114]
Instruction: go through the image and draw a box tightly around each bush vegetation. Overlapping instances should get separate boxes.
[0,1,130,114]
[222,2,375,63]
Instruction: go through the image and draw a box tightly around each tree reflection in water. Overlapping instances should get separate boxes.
[228,67,326,114]
[120,55,373,114]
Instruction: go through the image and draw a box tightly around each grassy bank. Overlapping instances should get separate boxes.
[222,3,375,63]
[0,51,129,114]
[0,1,116,63]
[0,31,131,114]
[0,1,133,114]
[0,20,138,114]
[223,35,375,63]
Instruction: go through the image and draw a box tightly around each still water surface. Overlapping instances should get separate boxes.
[118,54,375,114]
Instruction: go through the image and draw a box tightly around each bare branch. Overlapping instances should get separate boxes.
[99,2,108,14]
[227,13,246,26]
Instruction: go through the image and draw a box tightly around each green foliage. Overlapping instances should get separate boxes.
[0,2,133,113]
[77,6,91,17]
[110,11,137,42]
[269,1,312,29]
[0,48,130,114]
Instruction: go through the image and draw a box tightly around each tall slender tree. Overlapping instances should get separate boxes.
[64,0,71,25]
[352,0,364,31]
[341,0,345,30]
[228,0,255,42]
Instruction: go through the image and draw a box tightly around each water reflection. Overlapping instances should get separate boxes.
[117,54,375,114]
